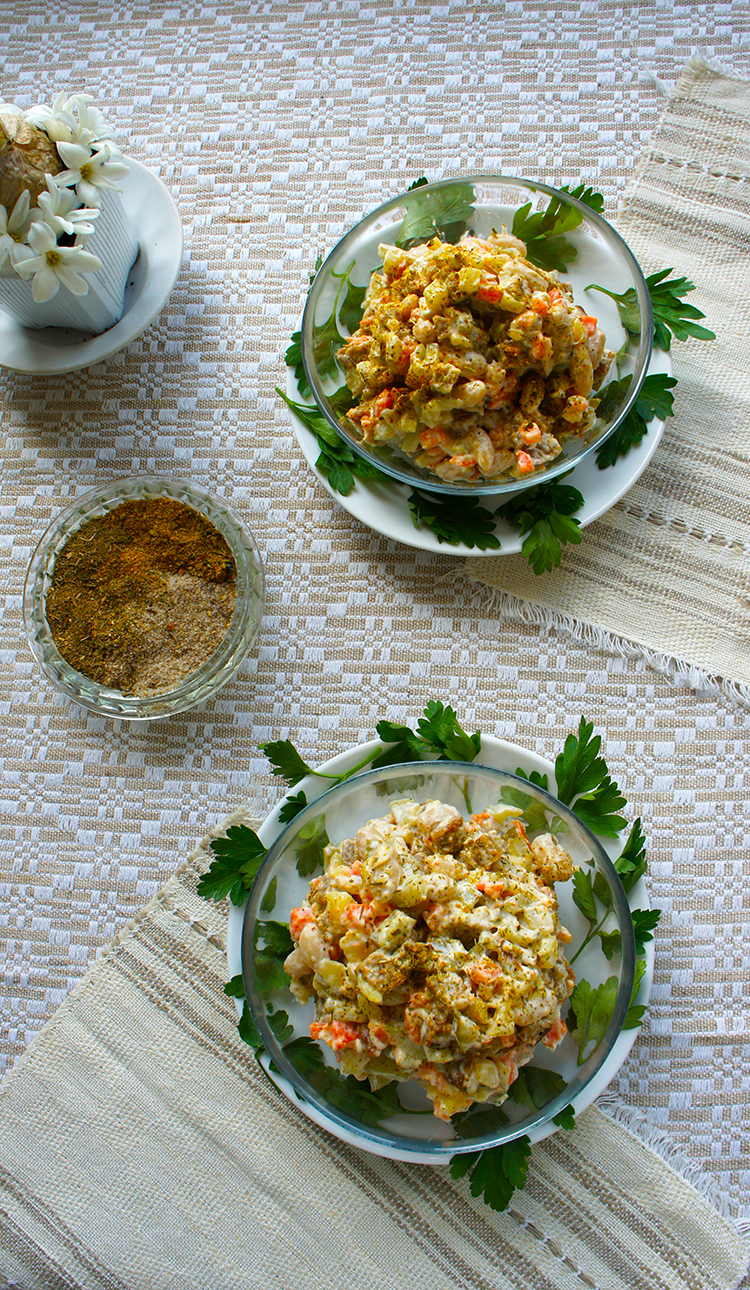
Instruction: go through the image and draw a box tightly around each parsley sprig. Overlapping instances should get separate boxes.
[495,471,585,575]
[196,825,267,907]
[396,176,476,249]
[276,388,390,497]
[554,716,627,836]
[587,269,716,352]
[407,490,501,551]
[594,372,677,469]
[512,183,605,272]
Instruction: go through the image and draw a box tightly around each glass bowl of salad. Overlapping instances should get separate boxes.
[238,758,637,1164]
[296,175,653,498]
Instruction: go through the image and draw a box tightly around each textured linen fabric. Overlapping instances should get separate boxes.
[468,58,750,690]
[0,835,747,1290]
[0,2,749,1284]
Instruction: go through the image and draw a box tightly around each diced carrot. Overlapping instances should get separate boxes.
[513,819,529,843]
[289,907,315,940]
[516,451,535,475]
[580,314,598,336]
[310,1020,362,1050]
[520,424,542,446]
[419,427,449,449]
[373,388,395,417]
[530,334,553,361]
[548,288,563,303]
[476,274,502,304]
[543,1019,568,1049]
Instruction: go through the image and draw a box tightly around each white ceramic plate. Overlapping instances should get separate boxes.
[227,735,653,1164]
[0,159,183,375]
[286,348,673,556]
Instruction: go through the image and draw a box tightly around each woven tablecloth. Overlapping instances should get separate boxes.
[1,2,749,1284]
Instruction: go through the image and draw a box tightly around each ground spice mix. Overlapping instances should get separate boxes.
[46,497,237,697]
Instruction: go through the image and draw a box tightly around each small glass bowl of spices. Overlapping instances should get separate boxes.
[23,476,265,720]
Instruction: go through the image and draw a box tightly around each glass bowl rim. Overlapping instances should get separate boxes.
[22,473,265,720]
[300,172,654,499]
[241,757,637,1156]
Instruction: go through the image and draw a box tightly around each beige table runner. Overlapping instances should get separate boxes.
[1,820,747,1290]
[468,58,750,697]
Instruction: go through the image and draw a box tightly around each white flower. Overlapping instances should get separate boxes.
[0,190,42,274]
[14,220,102,302]
[25,92,120,150]
[25,92,80,144]
[67,94,118,147]
[54,141,129,208]
[36,175,100,238]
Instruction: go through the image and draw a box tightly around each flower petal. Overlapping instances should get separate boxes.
[52,168,82,187]
[56,141,92,169]
[76,181,102,208]
[8,190,30,232]
[27,222,56,254]
[55,264,90,296]
[66,249,102,273]
[31,268,60,303]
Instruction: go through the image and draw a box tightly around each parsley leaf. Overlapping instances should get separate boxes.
[259,878,277,913]
[595,373,677,470]
[238,1001,262,1051]
[495,471,585,576]
[552,1104,576,1130]
[572,867,598,922]
[512,184,605,271]
[285,330,310,397]
[450,1136,532,1212]
[515,768,549,790]
[508,1066,567,1112]
[223,973,245,999]
[396,178,476,249]
[499,784,566,835]
[276,387,390,497]
[554,717,626,837]
[568,975,619,1065]
[295,813,330,877]
[587,268,716,351]
[254,920,295,994]
[278,790,308,824]
[624,958,648,1030]
[452,1103,509,1138]
[614,818,647,894]
[260,738,315,787]
[407,489,502,551]
[287,1036,403,1126]
[631,907,661,954]
[372,700,481,769]
[196,825,267,906]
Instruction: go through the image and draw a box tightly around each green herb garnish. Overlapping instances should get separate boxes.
[196,825,267,906]
[450,1136,532,1212]
[254,920,295,993]
[396,177,476,249]
[495,471,585,575]
[568,976,619,1066]
[407,490,502,551]
[511,183,605,272]
[587,268,716,351]
[372,700,482,768]
[595,372,677,470]
[554,716,627,837]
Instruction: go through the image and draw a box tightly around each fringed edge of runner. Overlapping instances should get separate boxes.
[461,581,750,708]
[596,1092,750,1287]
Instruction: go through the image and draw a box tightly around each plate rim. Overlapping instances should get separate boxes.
[226,733,653,1164]
[0,158,183,376]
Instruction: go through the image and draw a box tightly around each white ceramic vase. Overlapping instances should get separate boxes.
[0,190,139,335]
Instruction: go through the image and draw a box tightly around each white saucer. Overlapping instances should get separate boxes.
[286,349,673,557]
[226,735,654,1164]
[0,159,183,376]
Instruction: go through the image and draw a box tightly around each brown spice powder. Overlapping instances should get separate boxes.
[46,497,238,697]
